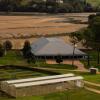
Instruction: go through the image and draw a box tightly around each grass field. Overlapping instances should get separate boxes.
[0,50,28,66]
[0,66,48,80]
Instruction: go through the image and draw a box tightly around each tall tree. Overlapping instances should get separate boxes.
[70,14,100,65]
[22,40,31,58]
[0,44,4,57]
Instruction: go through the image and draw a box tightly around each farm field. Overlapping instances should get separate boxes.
[0,13,89,38]
[0,13,95,49]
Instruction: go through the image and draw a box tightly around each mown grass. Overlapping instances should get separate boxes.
[40,68,100,84]
[0,50,29,66]
[37,64,77,70]
[0,66,48,80]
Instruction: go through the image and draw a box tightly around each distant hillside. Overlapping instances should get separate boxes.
[87,0,100,6]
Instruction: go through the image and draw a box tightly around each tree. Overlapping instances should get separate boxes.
[3,40,12,51]
[56,55,63,64]
[70,14,100,65]
[22,40,31,58]
[22,40,36,63]
[0,44,4,57]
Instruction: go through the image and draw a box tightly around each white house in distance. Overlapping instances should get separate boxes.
[31,37,87,62]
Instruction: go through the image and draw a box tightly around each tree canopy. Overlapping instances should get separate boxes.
[70,14,100,64]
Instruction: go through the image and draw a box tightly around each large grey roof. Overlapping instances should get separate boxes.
[31,37,86,56]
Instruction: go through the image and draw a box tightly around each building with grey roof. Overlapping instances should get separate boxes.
[31,37,87,61]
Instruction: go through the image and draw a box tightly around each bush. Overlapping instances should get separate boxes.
[0,44,4,57]
[22,40,31,58]
[3,40,12,50]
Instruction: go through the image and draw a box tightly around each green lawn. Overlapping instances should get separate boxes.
[0,66,48,80]
[0,89,100,100]
[0,51,77,70]
[40,68,100,84]
[38,64,77,70]
[73,71,100,84]
[0,51,29,66]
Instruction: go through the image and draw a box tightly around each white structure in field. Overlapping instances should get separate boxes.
[0,74,84,97]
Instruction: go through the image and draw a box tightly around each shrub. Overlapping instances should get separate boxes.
[0,44,4,57]
[3,40,12,50]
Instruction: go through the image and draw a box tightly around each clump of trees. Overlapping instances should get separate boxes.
[56,55,63,64]
[0,0,91,13]
[3,40,12,50]
[0,43,4,57]
[22,40,31,58]
[0,40,12,57]
[70,13,100,65]
[22,40,35,63]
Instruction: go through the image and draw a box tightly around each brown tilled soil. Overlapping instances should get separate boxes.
[0,13,92,49]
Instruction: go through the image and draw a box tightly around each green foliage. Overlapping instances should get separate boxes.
[0,0,86,13]
[22,40,31,58]
[70,14,100,64]
[56,55,63,64]
[3,40,12,50]
[0,43,4,57]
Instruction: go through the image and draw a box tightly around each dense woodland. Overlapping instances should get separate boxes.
[0,0,99,13]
